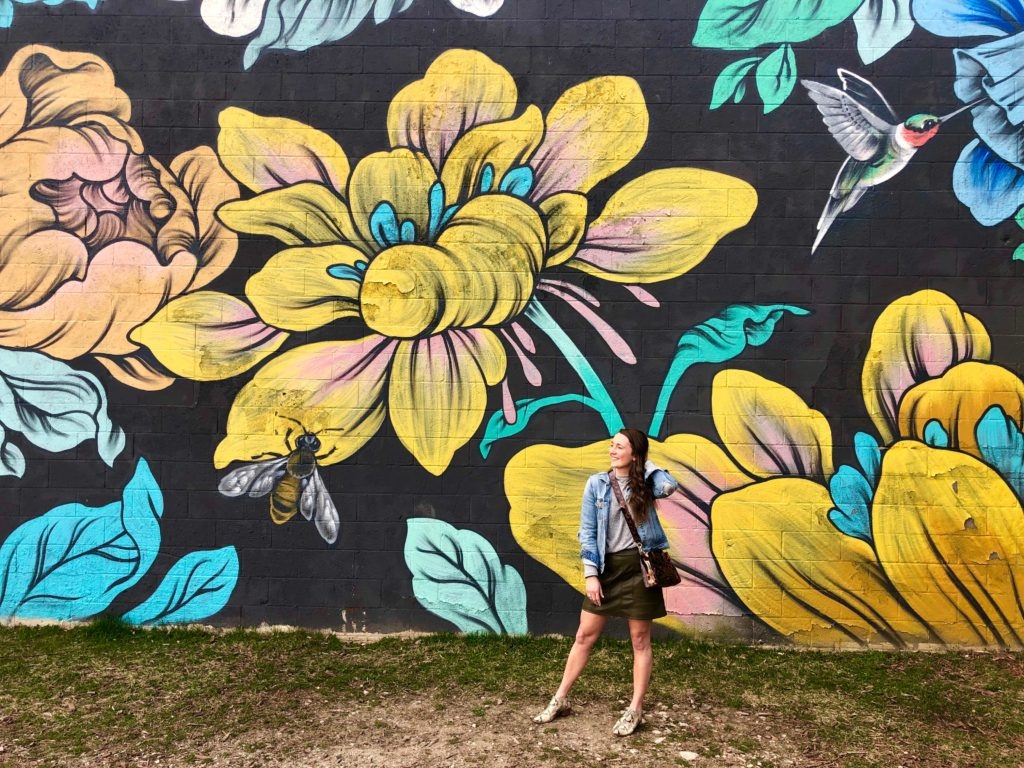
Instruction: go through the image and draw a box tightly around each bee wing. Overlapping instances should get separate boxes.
[299,469,340,545]
[219,457,289,498]
[801,75,894,161]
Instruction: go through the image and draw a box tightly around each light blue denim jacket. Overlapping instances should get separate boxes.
[578,460,678,575]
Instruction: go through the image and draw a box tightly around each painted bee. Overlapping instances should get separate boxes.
[218,419,340,544]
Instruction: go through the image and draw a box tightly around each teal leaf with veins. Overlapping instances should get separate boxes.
[755,45,796,113]
[710,57,760,109]
[405,519,526,634]
[693,0,861,50]
[123,547,239,626]
[0,348,125,477]
[244,0,415,69]
[0,459,162,621]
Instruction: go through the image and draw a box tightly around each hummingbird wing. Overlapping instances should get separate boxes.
[801,76,895,161]
[836,69,899,124]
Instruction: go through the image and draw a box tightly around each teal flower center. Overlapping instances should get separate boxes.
[327,162,536,284]
[365,163,536,251]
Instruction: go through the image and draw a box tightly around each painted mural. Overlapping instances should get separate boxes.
[696,0,1024,254]
[0,1,1021,648]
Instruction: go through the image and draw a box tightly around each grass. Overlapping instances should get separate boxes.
[1,619,1023,766]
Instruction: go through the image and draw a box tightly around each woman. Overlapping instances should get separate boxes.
[532,428,679,736]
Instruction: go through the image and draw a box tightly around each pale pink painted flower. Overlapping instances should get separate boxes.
[0,46,239,390]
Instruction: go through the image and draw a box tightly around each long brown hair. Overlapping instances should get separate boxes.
[618,428,654,523]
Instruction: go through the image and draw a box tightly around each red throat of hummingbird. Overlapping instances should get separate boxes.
[899,123,941,147]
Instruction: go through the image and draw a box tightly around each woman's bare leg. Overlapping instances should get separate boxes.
[554,610,607,698]
[626,618,653,711]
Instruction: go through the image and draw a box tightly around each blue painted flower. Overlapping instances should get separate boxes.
[914,0,1024,224]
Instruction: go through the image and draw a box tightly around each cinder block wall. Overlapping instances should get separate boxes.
[1,0,1022,648]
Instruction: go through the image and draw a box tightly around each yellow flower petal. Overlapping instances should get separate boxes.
[531,76,647,198]
[539,192,588,268]
[898,362,1024,457]
[161,146,241,292]
[217,107,350,193]
[216,182,352,246]
[214,336,396,469]
[506,435,753,619]
[130,291,288,380]
[95,353,174,392]
[863,290,991,445]
[360,195,546,337]
[389,329,506,475]
[506,440,610,591]
[0,46,136,146]
[873,441,1024,647]
[0,242,208,359]
[712,478,933,646]
[712,369,834,482]
[246,245,364,332]
[347,149,437,250]
[439,106,543,204]
[564,168,757,283]
[387,49,518,170]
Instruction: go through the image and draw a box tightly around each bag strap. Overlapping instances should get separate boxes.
[608,470,644,551]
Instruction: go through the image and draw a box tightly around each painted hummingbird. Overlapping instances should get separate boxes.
[802,69,982,252]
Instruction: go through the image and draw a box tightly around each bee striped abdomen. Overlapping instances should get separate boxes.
[271,474,302,524]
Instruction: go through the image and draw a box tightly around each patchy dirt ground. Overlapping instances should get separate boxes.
[39,694,817,768]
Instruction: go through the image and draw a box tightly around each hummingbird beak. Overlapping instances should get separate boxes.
[938,97,985,122]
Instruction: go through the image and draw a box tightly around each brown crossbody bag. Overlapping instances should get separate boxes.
[608,470,681,589]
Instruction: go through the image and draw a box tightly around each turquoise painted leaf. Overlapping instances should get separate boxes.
[649,304,811,438]
[0,0,100,28]
[405,518,526,635]
[710,57,761,109]
[244,0,415,69]
[123,547,239,626]
[853,432,881,488]
[828,464,873,543]
[480,394,600,459]
[0,349,125,475]
[0,458,163,621]
[693,0,861,50]
[854,0,914,64]
[923,419,950,448]
[975,405,1024,499]
[755,45,797,113]
[0,425,25,478]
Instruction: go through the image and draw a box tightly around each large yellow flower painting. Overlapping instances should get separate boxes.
[132,48,756,475]
[508,290,1024,648]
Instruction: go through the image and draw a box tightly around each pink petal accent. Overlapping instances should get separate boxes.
[657,494,743,618]
[536,282,636,365]
[502,378,517,425]
[540,277,600,307]
[500,328,543,387]
[624,284,659,307]
[509,321,536,354]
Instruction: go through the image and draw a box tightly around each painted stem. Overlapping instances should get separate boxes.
[524,297,624,435]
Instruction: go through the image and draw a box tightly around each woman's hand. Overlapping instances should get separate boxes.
[585,575,603,606]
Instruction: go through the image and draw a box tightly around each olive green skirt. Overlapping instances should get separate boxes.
[582,549,666,620]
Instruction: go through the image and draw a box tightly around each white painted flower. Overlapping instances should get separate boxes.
[171,0,504,41]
